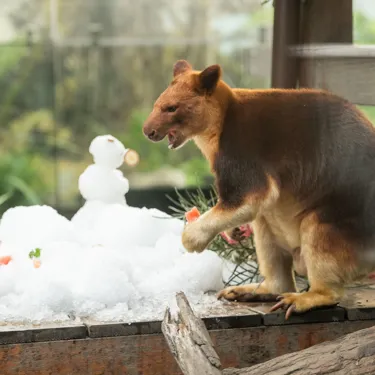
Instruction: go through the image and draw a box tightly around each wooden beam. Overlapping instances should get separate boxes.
[291,44,375,58]
[290,44,375,106]
[298,0,353,89]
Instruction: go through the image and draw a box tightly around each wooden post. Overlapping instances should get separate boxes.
[298,0,353,88]
[271,0,300,88]
[299,0,352,45]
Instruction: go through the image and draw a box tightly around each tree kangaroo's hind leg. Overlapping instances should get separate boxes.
[218,216,297,302]
[271,213,347,319]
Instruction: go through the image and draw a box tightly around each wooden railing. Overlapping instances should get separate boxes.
[289,44,375,106]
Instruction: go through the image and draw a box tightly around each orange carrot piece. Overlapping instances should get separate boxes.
[0,256,12,265]
[185,207,201,223]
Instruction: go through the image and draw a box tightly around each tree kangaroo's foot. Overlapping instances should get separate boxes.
[270,290,340,320]
[217,283,280,302]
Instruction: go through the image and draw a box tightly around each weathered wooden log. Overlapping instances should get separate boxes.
[163,292,375,375]
[161,292,222,375]
[223,325,375,375]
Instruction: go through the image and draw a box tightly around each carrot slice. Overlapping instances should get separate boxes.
[185,207,201,223]
[0,256,12,265]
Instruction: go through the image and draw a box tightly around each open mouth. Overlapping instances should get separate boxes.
[168,130,181,150]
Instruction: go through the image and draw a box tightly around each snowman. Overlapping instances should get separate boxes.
[78,134,139,205]
[71,135,139,238]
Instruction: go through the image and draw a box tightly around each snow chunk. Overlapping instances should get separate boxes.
[0,205,79,254]
[0,204,224,324]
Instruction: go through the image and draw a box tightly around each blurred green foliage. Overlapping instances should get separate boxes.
[359,106,375,122]
[354,11,375,44]
[0,1,374,214]
[0,152,47,212]
[0,1,276,213]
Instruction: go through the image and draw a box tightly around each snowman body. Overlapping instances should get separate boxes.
[78,135,130,205]
[79,165,129,205]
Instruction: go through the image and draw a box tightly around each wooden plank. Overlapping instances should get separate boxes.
[84,320,162,339]
[0,322,87,345]
[0,321,373,375]
[0,285,373,345]
[296,57,375,106]
[340,286,375,321]
[1,285,373,345]
[200,301,262,330]
[248,302,345,326]
[289,44,375,106]
[202,314,261,331]
[85,300,262,339]
[290,44,375,58]
[246,286,375,325]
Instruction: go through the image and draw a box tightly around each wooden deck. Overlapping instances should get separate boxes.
[1,286,375,374]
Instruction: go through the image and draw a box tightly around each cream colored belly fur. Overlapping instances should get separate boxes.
[257,194,306,276]
[262,194,302,251]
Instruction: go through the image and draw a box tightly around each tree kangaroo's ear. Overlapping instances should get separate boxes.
[173,60,193,77]
[198,64,222,95]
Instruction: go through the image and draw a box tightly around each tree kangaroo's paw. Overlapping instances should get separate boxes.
[217,284,279,302]
[270,291,340,320]
[181,222,213,253]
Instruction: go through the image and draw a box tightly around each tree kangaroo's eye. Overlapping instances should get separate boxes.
[166,105,178,113]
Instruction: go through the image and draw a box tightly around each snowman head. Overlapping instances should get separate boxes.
[89,135,127,169]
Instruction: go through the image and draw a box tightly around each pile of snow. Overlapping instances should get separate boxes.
[0,204,224,324]
[0,134,225,324]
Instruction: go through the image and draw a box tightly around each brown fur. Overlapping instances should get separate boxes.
[143,60,375,317]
